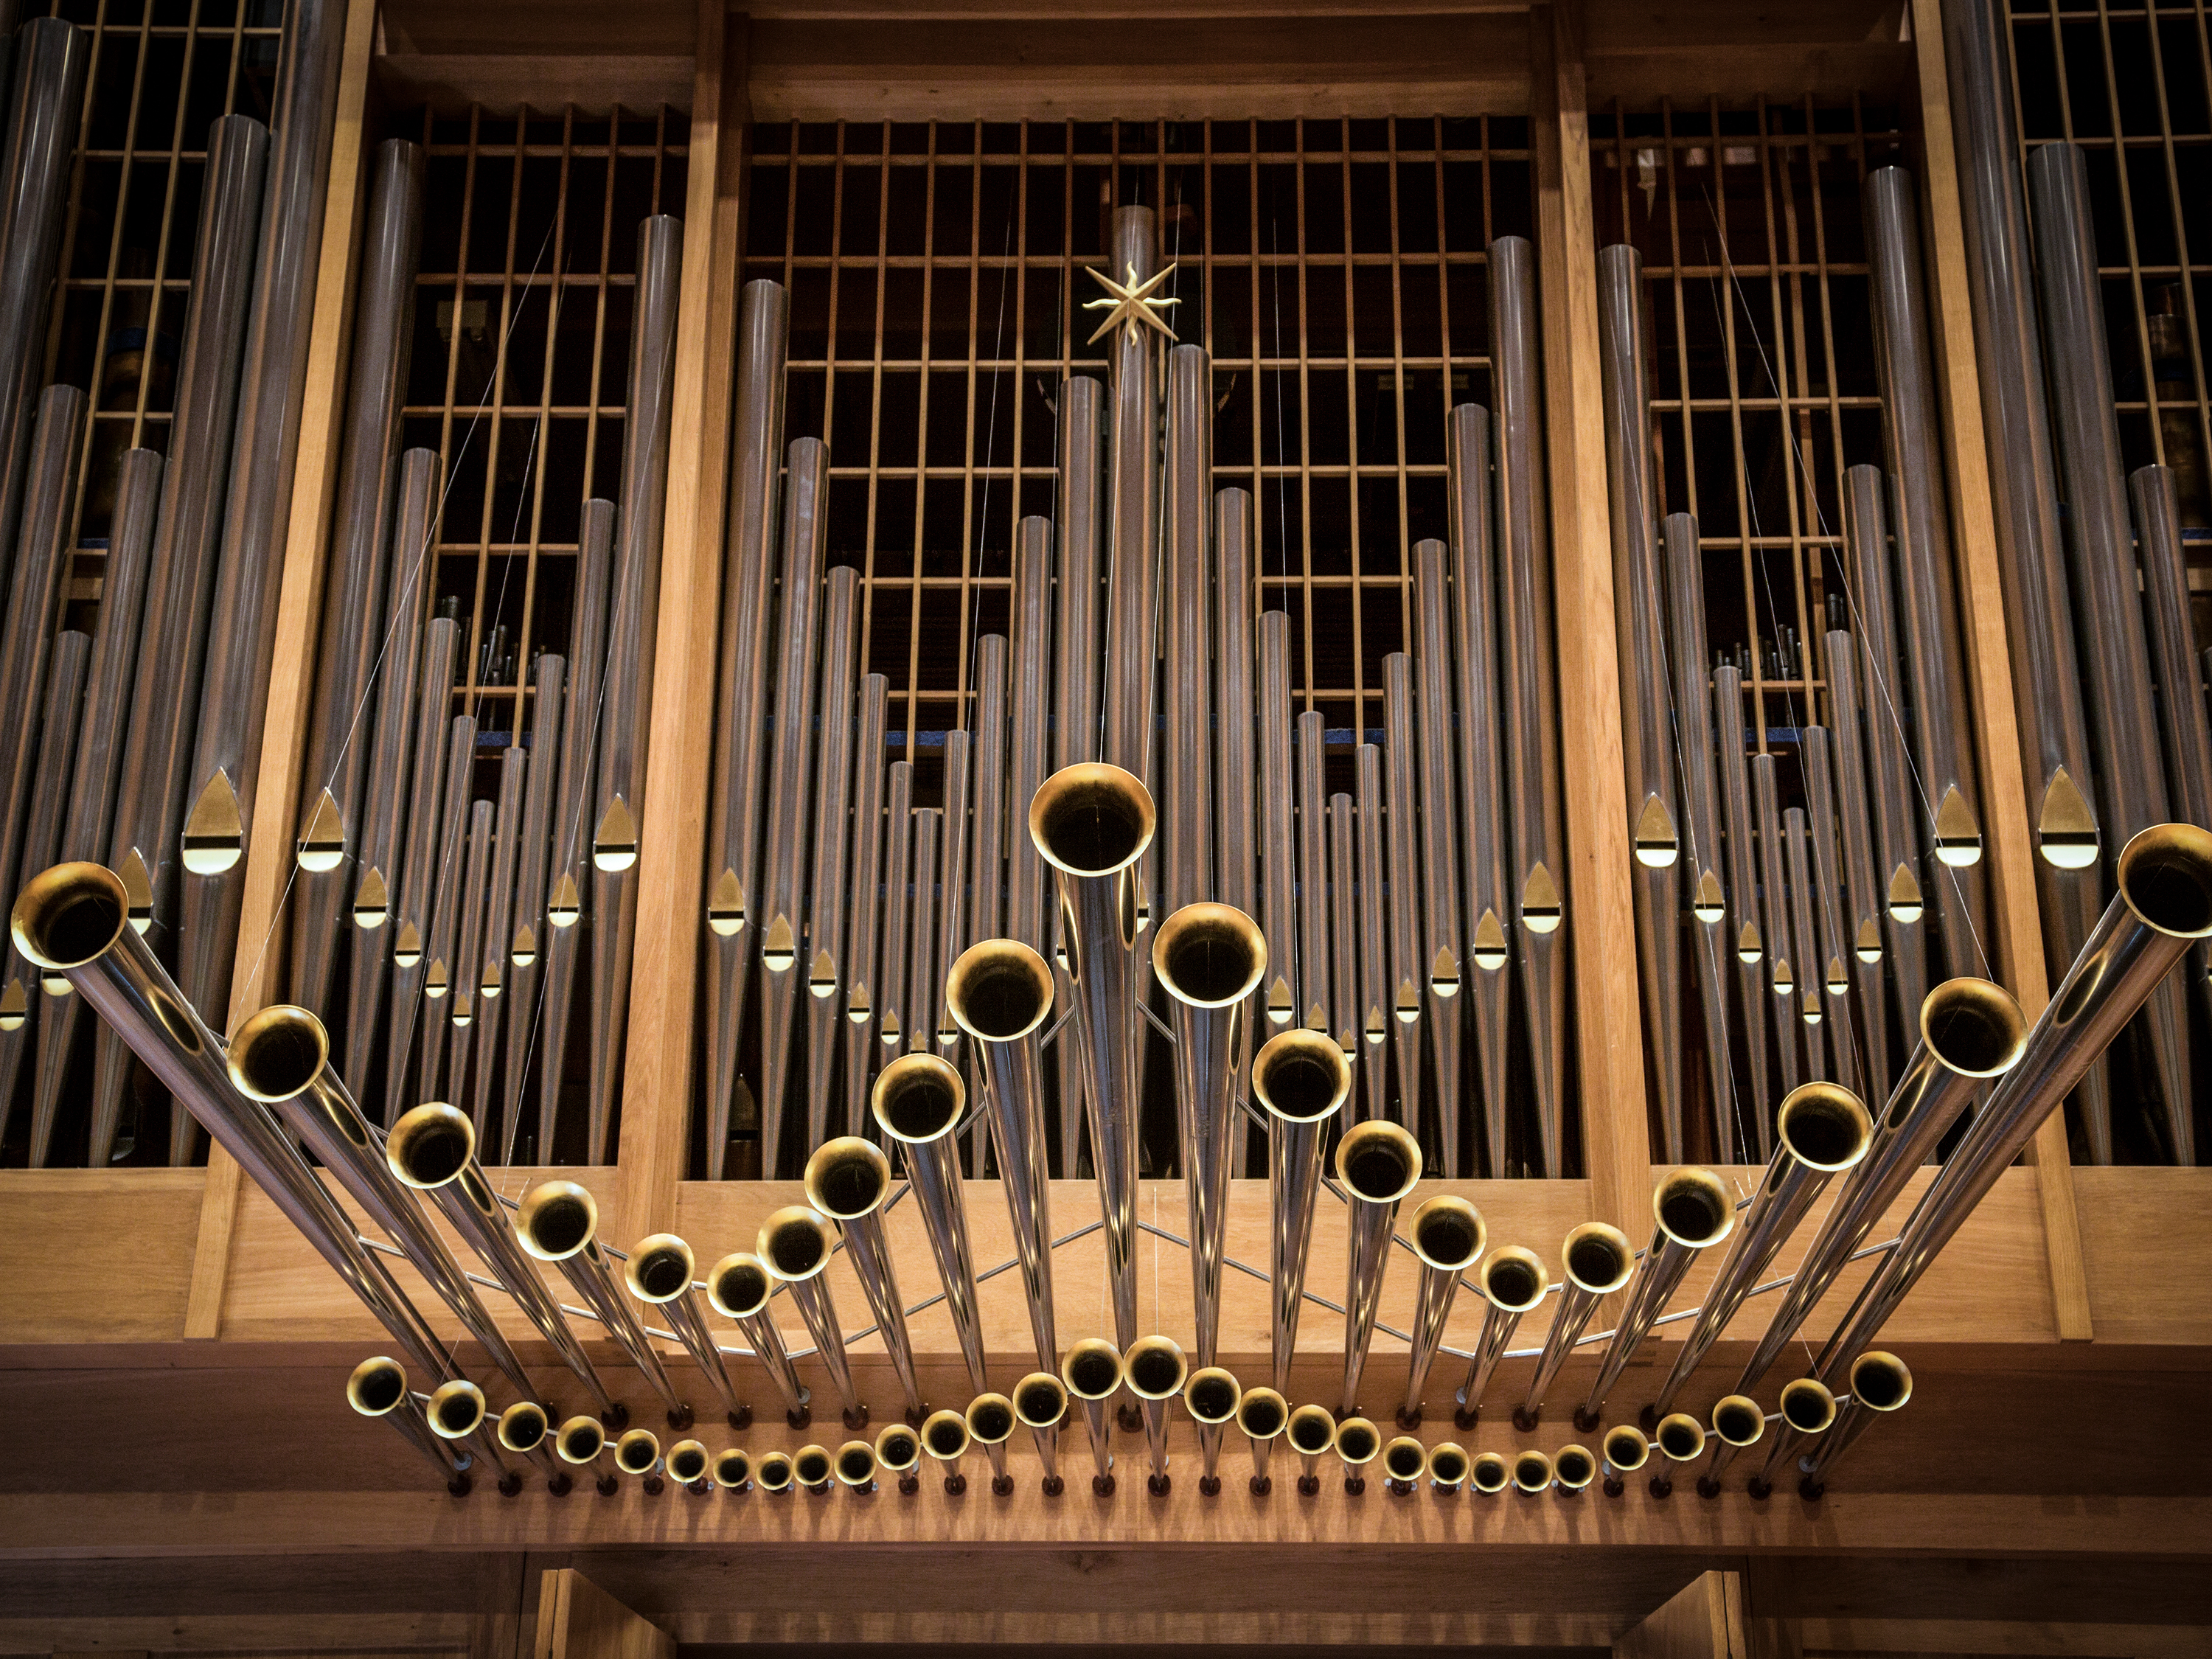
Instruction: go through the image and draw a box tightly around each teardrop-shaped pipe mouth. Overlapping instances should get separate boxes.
[1251,1028,1350,1123]
[388,1102,476,1189]
[1652,1167,1736,1251]
[1849,1351,1913,1411]
[1123,1335,1188,1401]
[10,861,128,970]
[1335,1119,1422,1206]
[922,1410,970,1461]
[1655,1413,1707,1462]
[616,1430,661,1475]
[755,1450,795,1492]
[1426,1442,1470,1485]
[557,1416,606,1465]
[1183,1367,1242,1425]
[668,1441,711,1484]
[498,1402,549,1453]
[757,1207,836,1283]
[1236,1387,1287,1441]
[1562,1222,1635,1295]
[874,1424,921,1473]
[518,1180,599,1262]
[1383,1436,1427,1481]
[1604,1425,1651,1472]
[1152,902,1267,1008]
[1062,1338,1125,1400]
[346,1357,408,1417]
[1480,1245,1550,1312]
[872,1052,966,1144]
[1029,763,1155,877]
[712,1448,752,1489]
[1779,1377,1838,1436]
[1919,977,2029,1079]
[1470,1451,1509,1493]
[708,1252,775,1318]
[1776,1082,1874,1172]
[945,939,1054,1042]
[965,1394,1016,1444]
[1286,1404,1337,1456]
[1334,1417,1380,1465]
[1410,1194,1486,1272]
[623,1234,698,1304]
[428,1379,487,1440]
[1015,1374,1069,1429]
[226,1004,331,1102]
[835,1441,877,1486]
[2117,821,2212,938]
[1711,1395,1765,1447]
[804,1135,892,1220]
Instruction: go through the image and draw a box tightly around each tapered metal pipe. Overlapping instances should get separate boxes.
[585,213,684,1168]
[1258,613,1298,1035]
[752,1447,795,1494]
[1601,1423,1650,1495]
[841,675,889,1140]
[1823,639,1899,1116]
[348,1357,467,1492]
[1399,1194,1484,1428]
[1056,378,1105,1171]
[1008,517,1054,957]
[1161,344,1214,925]
[919,1409,970,1491]
[1287,1402,1336,1491]
[1649,1411,1705,1496]
[1712,664,1773,1162]
[965,639,1008,1058]
[496,1401,571,1492]
[1752,753,1801,1117]
[13,863,449,1382]
[1490,239,1568,1176]
[175,0,348,1025]
[1382,657,1425,1149]
[625,1234,748,1427]
[872,1422,917,1488]
[803,1135,925,1422]
[1100,206,1161,793]
[755,441,828,1175]
[908,809,942,1060]
[1185,1366,1239,1487]
[1295,712,1332,1039]
[1250,1026,1350,1391]
[1651,1082,1874,1418]
[1031,762,1155,1349]
[1014,1371,1067,1491]
[1337,1117,1420,1415]
[1784,807,1829,1080]
[938,727,971,1068]
[877,763,914,1058]
[518,1180,687,1424]
[441,799,495,1090]
[802,567,861,1152]
[1820,825,2212,1376]
[5,630,86,1162]
[1801,732,1860,1094]
[426,1378,515,1492]
[1061,1337,1123,1490]
[1336,1416,1382,1492]
[467,745,526,1144]
[705,278,790,1180]
[401,716,476,1110]
[385,1100,616,1416]
[1453,1244,1548,1425]
[1697,1394,1764,1496]
[874,1052,989,1392]
[1328,793,1361,1090]
[1517,1223,1632,1428]
[706,1251,810,1425]
[1750,1375,1838,1495]
[1576,1167,1735,1426]
[1216,488,1259,1175]
[946,938,1058,1371]
[1427,1441,1470,1492]
[1352,748,1391,1121]
[1411,540,1467,1175]
[1801,1351,1911,1494]
[1124,1335,1186,1491]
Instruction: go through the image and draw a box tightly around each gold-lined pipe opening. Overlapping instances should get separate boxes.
[1335,1416,1380,1465]
[1712,1395,1765,1447]
[615,1429,661,1475]
[871,1052,966,1144]
[1124,1335,1187,1401]
[922,1409,971,1461]
[667,1440,709,1484]
[1237,1387,1287,1441]
[387,1102,476,1189]
[1152,902,1267,1008]
[1604,1425,1651,1472]
[1251,1028,1351,1122]
[1382,1436,1427,1481]
[1850,1351,1913,1411]
[1335,1119,1422,1205]
[1562,1222,1635,1295]
[874,1423,922,1472]
[757,1207,837,1283]
[1775,1082,1874,1173]
[755,1449,795,1492]
[1062,1338,1125,1401]
[836,1440,877,1486]
[225,1003,330,1102]
[556,1416,605,1465]
[1016,1372,1069,1429]
[1554,1444,1596,1489]
[1410,1194,1486,1272]
[1512,1449,1554,1492]
[10,861,128,970]
[517,1180,600,1262]
[346,1357,408,1417]
[966,1393,1016,1444]
[1427,1441,1470,1486]
[498,1402,549,1453]
[1653,1166,1735,1250]
[1183,1366,1241,1426]
[1471,1451,1509,1494]
[1029,762,1156,877]
[1656,1413,1707,1462]
[1481,1245,1550,1312]
[623,1234,698,1304]
[1286,1404,1337,1457]
[803,1136,893,1221]
[712,1447,751,1489]
[427,1379,487,1439]
[793,1444,833,1486]
[1919,976,2030,1088]
[2117,821,2212,936]
[945,938,1055,1042]
[708,1252,775,1317]
[1781,1377,1838,1436]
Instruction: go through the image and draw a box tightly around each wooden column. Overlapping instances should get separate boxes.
[616,1,751,1225]
[1531,0,1651,1229]
[1614,1571,1750,1659]
[1907,0,2091,1342]
[186,0,379,1340]
[533,1570,673,1659]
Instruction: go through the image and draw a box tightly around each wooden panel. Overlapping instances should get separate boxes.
[374,58,697,122]
[0,1170,201,1343]
[1614,1571,1744,1659]
[1584,0,1911,105]
[1795,1621,2208,1657]
[535,1571,672,1659]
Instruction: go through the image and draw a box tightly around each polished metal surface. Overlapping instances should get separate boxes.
[907,808,942,1063]
[706,1251,810,1422]
[1411,540,1466,1175]
[1801,730,1860,1095]
[873,1053,989,1391]
[1353,751,1391,1119]
[1101,206,1160,790]
[1381,661,1425,1147]
[1007,516,1054,956]
[1711,664,1774,1161]
[7,630,87,1165]
[441,799,494,1091]
[1295,709,1332,1039]
[401,715,476,1111]
[519,1178,685,1421]
[472,742,529,1153]
[804,569,863,1152]
[1254,1026,1350,1392]
[1399,1194,1484,1425]
[1579,1167,1734,1422]
[1337,1117,1420,1414]
[1257,613,1298,1038]
[1215,487,1259,1175]
[801,1138,925,1422]
[1823,636,1899,1119]
[1453,1244,1547,1422]
[1783,807,1829,1080]
[876,762,914,1057]
[759,1205,864,1425]
[1161,344,1214,922]
[1054,377,1105,1171]
[1328,792,1361,1093]
[1752,752,1802,1118]
[841,674,891,1139]
[1518,1223,1632,1425]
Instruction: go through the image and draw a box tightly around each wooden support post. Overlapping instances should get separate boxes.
[1531,0,1652,1229]
[186,0,378,1340]
[616,1,752,1225]
[1907,0,2091,1342]
[533,1569,673,1659]
[1614,1571,1750,1659]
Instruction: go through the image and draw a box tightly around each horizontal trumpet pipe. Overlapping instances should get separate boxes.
[625,1234,747,1426]
[1401,1195,1485,1425]
[1518,1223,1632,1426]
[347,1357,466,1492]
[707,1252,810,1422]
[802,1135,926,1421]
[1455,1245,1548,1422]
[759,1206,864,1426]
[1804,1352,1913,1491]
[518,1180,686,1424]
[1579,1167,1735,1422]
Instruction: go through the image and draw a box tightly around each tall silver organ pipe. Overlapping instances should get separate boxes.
[1161,344,1214,919]
[1257,613,1298,1035]
[1399,1194,1483,1427]
[1712,664,1772,1159]
[1381,658,1424,1146]
[1100,206,1160,795]
[704,278,788,1179]
[1215,487,1258,1172]
[2030,142,2193,1165]
[1823,639,1896,1116]
[804,569,863,1149]
[1328,792,1361,1089]
[1517,1223,1632,1427]
[1801,729,1860,1096]
[907,808,942,1062]
[1054,380,1104,1166]
[1599,243,1685,1164]
[1295,710,1332,1037]
[939,729,972,1065]
[1411,542,1464,1174]
[1751,752,1801,1116]
[439,796,493,1101]
[1007,517,1053,955]
[1353,751,1390,1117]
[1254,1027,1350,1392]
[290,140,425,1020]
[1446,408,1511,1175]
[877,762,914,1056]
[498,652,563,1162]
[1783,807,1829,1081]
[518,1178,686,1424]
[7,629,88,1165]
[174,0,347,1023]
[841,673,890,1138]
[874,1053,990,1393]
[1576,1167,1734,1425]
[586,213,684,1166]
[1337,1119,1420,1416]
[1489,236,1568,1176]
[468,744,526,1142]
[407,715,478,1108]
[800,1138,925,1423]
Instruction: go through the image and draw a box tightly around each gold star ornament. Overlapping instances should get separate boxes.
[1082,260,1180,347]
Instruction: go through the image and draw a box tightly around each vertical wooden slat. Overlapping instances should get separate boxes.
[1908,0,2090,1342]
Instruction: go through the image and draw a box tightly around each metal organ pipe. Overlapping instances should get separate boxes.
[1054,378,1105,1169]
[6,630,88,1164]
[938,728,972,1074]
[1801,729,1860,1096]
[1215,487,1259,1173]
[467,751,526,1139]
[1352,750,1389,1117]
[1711,663,1773,1160]
[1823,639,1898,1117]
[1411,541,1465,1175]
[499,654,566,1163]
[1752,752,1802,1114]
[874,1053,990,1393]
[841,673,890,1139]
[1008,517,1054,958]
[1161,344,1214,921]
[1100,206,1161,801]
[801,1137,926,1425]
[877,761,914,1057]
[1783,807,1829,1080]
[1328,792,1361,1089]
[1253,1026,1349,1392]
[802,567,861,1152]
[369,613,455,1121]
[1381,658,1424,1145]
[907,809,942,1064]
[1257,613,1298,1037]
[403,715,476,1110]
[1295,710,1332,1040]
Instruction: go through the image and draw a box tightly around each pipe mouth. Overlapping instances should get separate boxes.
[668,1441,709,1484]
[1183,1367,1241,1425]
[1237,1388,1287,1441]
[945,939,1054,1041]
[1604,1425,1650,1472]
[792,1444,832,1486]
[499,1402,549,1453]
[624,1234,698,1304]
[1335,1417,1380,1465]
[755,1450,795,1492]
[388,1102,476,1189]
[874,1424,921,1472]
[872,1053,965,1144]
[1471,1451,1509,1494]
[1481,1245,1549,1313]
[1780,1378,1838,1436]
[557,1417,605,1465]
[708,1253,774,1318]
[428,1380,487,1439]
[1653,1167,1735,1250]
[1655,1413,1706,1462]
[1383,1436,1427,1481]
[346,1357,408,1417]
[1554,1444,1596,1489]
[1777,1082,1873,1172]
[1336,1119,1422,1205]
[1920,977,2028,1080]
[835,1441,877,1486]
[713,1447,752,1489]
[1124,1335,1188,1400]
[10,861,128,970]
[1850,1351,1913,1411]
[1286,1405,1337,1456]
[226,1004,331,1102]
[1426,1442,1469,1485]
[1152,902,1267,1007]
[1029,763,1155,877]
[1251,1029,1351,1124]
[1410,1194,1486,1272]
[2118,821,2212,938]
[1062,1339,1126,1400]
[1562,1222,1635,1295]
[1512,1449,1553,1492]
[518,1180,599,1262]
[757,1208,835,1282]
[922,1410,970,1461]
[1712,1395,1765,1447]
[966,1393,1016,1444]
[616,1430,661,1474]
[804,1136,891,1220]
[1015,1374,1068,1428]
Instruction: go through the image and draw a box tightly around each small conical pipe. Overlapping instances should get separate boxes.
[874,1422,921,1492]
[1382,1434,1427,1495]
[1124,1335,1186,1494]
[966,1391,1017,1495]
[1015,1371,1068,1494]
[1183,1366,1241,1492]
[945,939,1058,1372]
[1154,902,1267,1367]
[1286,1403,1337,1495]
[667,1439,712,1492]
[1697,1394,1764,1497]
[1517,1223,1632,1429]
[754,1448,796,1495]
[1335,1415,1380,1494]
[1237,1385,1287,1495]
[1062,1338,1124,1494]
[802,1136,926,1422]
[1255,1027,1352,1392]
[1751,1376,1837,1498]
[497,1401,571,1493]
[1601,1423,1650,1497]
[1337,1118,1422,1416]
[1399,1194,1486,1428]
[348,1357,467,1495]
[518,1180,688,1426]
[1470,1450,1509,1495]
[554,1413,617,1497]
[1454,1244,1548,1428]
[1553,1444,1597,1496]
[426,1378,515,1495]
[1801,1352,1912,1498]
[1426,1441,1470,1493]
[757,1206,864,1429]
[617,1427,667,1494]
[624,1234,748,1427]
[1648,1411,1705,1498]
[834,1438,877,1495]
[921,1408,970,1493]
[712,1446,753,1492]
[1509,1449,1553,1498]
[872,1053,988,1392]
[1576,1167,1735,1428]
[790,1443,832,1495]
